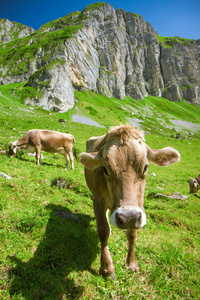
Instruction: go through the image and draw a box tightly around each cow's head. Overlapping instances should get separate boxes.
[80,125,180,230]
[8,142,18,156]
[189,178,199,194]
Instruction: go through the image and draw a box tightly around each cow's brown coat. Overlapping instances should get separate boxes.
[9,129,77,169]
[80,125,180,278]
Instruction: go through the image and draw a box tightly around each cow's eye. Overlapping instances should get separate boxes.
[143,163,149,174]
[103,167,109,176]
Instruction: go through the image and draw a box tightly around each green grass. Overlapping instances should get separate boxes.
[72,90,200,138]
[82,2,106,12]
[157,35,194,49]
[0,84,200,299]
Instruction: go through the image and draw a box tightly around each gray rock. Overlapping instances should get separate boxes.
[0,172,13,179]
[0,18,35,44]
[58,119,66,123]
[55,211,81,222]
[155,192,188,200]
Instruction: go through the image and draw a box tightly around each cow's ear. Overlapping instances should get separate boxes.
[80,152,102,170]
[146,145,180,166]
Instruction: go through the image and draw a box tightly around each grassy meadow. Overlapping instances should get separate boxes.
[0,84,200,299]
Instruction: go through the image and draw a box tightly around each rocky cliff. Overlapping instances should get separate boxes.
[0,3,199,112]
[0,18,35,44]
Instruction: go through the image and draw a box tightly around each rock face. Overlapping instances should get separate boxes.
[0,3,199,112]
[160,41,200,104]
[24,61,74,112]
[0,18,35,43]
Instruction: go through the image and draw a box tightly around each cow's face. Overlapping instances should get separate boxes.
[101,138,148,230]
[8,141,20,156]
[189,178,199,193]
[8,142,17,156]
[80,130,180,231]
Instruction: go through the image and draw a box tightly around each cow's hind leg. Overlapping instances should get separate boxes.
[63,148,74,170]
[68,151,74,170]
[64,153,69,170]
[126,229,139,272]
[93,198,115,279]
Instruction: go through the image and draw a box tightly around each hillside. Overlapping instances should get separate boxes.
[0,2,200,112]
[0,82,200,299]
[0,83,200,145]
[0,2,200,298]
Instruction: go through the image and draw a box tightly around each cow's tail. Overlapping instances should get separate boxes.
[73,137,78,160]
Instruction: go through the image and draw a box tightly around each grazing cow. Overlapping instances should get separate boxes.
[9,129,77,170]
[80,125,180,278]
[189,175,200,194]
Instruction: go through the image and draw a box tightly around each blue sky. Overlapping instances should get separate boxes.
[0,0,199,39]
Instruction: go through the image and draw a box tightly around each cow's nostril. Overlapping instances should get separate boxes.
[116,213,126,226]
[136,212,141,225]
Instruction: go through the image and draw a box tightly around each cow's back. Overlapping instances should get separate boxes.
[29,130,73,151]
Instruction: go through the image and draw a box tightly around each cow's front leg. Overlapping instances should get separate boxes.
[39,153,42,165]
[93,199,115,279]
[126,229,139,272]
[35,146,41,165]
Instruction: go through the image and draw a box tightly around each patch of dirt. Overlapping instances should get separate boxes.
[170,119,200,131]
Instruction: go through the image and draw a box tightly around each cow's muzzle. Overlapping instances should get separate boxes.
[110,207,146,229]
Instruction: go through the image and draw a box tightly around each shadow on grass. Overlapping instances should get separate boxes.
[12,153,68,169]
[194,194,200,198]
[8,204,99,299]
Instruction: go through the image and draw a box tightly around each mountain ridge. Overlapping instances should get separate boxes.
[0,2,199,112]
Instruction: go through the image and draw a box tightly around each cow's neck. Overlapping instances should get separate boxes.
[195,177,200,185]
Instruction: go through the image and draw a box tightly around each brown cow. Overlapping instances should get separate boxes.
[9,129,77,170]
[80,124,180,278]
[189,175,200,193]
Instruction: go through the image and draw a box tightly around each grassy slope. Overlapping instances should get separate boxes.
[156,35,194,48]
[0,85,200,299]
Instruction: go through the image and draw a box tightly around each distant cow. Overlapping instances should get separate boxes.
[80,124,180,278]
[9,129,77,170]
[189,175,200,194]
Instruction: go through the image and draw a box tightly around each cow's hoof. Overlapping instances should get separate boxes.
[128,262,139,272]
[99,267,115,279]
[109,272,115,280]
